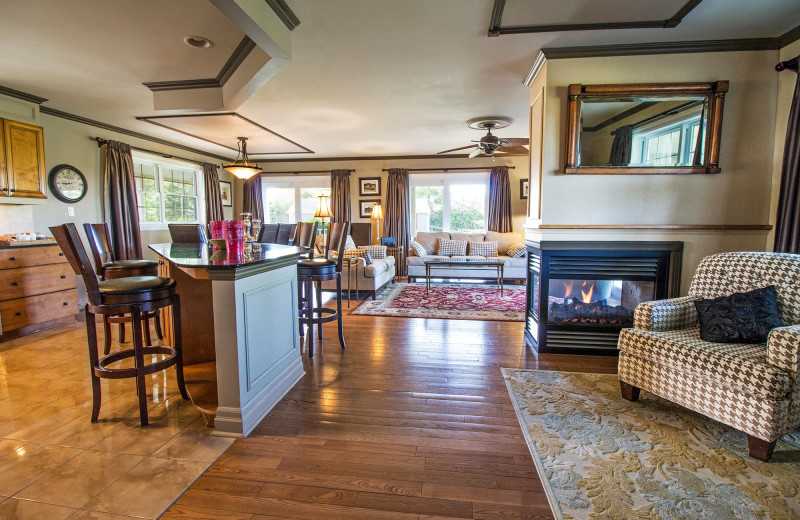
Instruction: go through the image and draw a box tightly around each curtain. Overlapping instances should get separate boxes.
[609,125,634,166]
[384,168,410,275]
[330,169,351,223]
[488,166,512,232]
[243,175,264,223]
[203,163,224,224]
[102,140,142,260]
[775,58,800,253]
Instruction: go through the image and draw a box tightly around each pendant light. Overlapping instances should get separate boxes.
[223,137,261,179]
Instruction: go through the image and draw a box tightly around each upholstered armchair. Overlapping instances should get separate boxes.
[617,252,800,461]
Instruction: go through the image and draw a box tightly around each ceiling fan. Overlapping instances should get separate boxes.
[438,116,529,158]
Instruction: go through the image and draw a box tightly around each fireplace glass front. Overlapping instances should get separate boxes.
[547,279,655,329]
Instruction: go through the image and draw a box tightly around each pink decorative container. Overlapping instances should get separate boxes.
[209,220,225,239]
[223,220,245,253]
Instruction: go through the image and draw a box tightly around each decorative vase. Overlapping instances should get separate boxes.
[223,220,245,253]
[209,220,225,239]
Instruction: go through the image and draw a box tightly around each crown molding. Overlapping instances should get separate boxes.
[0,85,48,105]
[542,38,780,59]
[523,50,546,87]
[39,106,232,161]
[259,152,529,163]
[779,23,800,48]
[264,0,301,31]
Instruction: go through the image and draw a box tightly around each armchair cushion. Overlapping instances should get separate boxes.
[633,296,701,331]
[618,328,791,401]
[694,285,784,343]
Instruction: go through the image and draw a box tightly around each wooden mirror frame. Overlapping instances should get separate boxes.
[565,81,728,175]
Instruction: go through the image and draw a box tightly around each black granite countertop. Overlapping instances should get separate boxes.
[149,243,302,270]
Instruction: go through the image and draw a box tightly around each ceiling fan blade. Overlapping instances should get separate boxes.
[499,137,530,146]
[496,145,529,154]
[468,148,483,158]
[437,144,475,154]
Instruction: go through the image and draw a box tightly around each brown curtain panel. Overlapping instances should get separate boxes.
[102,140,142,260]
[609,125,634,166]
[243,175,264,223]
[488,166,512,232]
[331,169,351,223]
[775,58,800,253]
[203,163,224,224]
[384,168,410,275]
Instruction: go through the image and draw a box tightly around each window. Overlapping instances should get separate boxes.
[631,104,703,167]
[261,176,331,224]
[410,172,489,236]
[133,153,204,227]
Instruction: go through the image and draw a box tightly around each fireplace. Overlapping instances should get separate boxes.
[525,241,682,354]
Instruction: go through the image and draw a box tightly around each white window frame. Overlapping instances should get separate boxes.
[630,105,703,167]
[410,172,490,236]
[133,152,205,230]
[260,175,330,223]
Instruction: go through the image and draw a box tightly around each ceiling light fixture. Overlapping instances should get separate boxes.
[183,36,213,48]
[223,137,261,179]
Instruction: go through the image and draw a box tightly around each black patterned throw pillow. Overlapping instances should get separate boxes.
[694,285,784,343]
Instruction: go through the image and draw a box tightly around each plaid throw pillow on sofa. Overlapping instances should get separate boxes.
[437,238,467,256]
[358,245,387,259]
[335,249,373,265]
[506,242,527,258]
[410,240,427,257]
[468,241,498,257]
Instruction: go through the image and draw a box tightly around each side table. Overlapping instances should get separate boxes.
[386,246,405,280]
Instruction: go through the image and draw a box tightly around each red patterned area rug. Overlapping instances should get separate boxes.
[350,283,525,321]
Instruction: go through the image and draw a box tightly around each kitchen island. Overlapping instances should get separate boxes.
[150,242,303,437]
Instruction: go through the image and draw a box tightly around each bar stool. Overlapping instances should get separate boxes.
[297,221,348,358]
[84,223,162,354]
[52,223,188,426]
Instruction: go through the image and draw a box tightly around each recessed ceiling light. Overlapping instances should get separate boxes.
[183,36,213,49]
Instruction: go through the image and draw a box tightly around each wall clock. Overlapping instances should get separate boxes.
[48,164,87,203]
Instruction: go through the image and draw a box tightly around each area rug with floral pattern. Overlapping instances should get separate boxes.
[350,283,525,321]
[502,369,800,520]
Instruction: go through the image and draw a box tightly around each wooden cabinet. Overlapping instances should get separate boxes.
[1,119,47,199]
[0,243,77,341]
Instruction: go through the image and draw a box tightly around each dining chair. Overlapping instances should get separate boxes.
[168,223,208,244]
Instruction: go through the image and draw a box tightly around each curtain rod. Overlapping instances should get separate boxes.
[260,169,355,175]
[776,56,799,73]
[381,166,515,172]
[90,137,214,167]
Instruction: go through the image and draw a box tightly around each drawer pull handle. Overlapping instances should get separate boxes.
[9,257,16,261]
[15,312,21,316]
[63,302,69,306]
[60,275,66,279]
[59,253,64,257]
[12,281,18,286]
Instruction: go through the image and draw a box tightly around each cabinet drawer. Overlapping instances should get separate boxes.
[0,245,67,269]
[0,290,77,332]
[0,263,76,300]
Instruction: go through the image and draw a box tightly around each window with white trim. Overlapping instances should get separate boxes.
[260,175,331,224]
[410,172,490,236]
[133,153,204,228]
[630,104,703,167]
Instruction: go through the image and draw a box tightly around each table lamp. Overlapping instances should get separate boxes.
[370,203,383,244]
[314,195,333,253]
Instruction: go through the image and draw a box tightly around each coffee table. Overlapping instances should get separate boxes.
[423,258,505,296]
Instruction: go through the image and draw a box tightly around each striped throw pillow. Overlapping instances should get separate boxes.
[506,242,527,258]
[358,245,387,259]
[468,241,498,257]
[410,240,427,257]
[437,238,467,256]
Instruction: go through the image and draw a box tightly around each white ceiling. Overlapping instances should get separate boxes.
[1,0,798,160]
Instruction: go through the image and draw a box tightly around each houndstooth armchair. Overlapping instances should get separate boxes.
[617,252,800,462]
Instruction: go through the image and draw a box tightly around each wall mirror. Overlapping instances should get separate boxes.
[565,81,728,175]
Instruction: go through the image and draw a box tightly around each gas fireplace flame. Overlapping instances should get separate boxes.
[581,281,594,303]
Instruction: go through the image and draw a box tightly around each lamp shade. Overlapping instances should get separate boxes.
[223,137,261,180]
[314,195,333,218]
[370,203,383,220]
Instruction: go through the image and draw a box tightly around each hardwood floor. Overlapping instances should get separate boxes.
[164,308,618,519]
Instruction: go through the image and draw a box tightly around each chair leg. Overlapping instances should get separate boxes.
[172,296,189,400]
[298,282,305,338]
[154,311,164,340]
[103,315,112,355]
[316,281,323,340]
[119,321,126,343]
[85,307,102,423]
[306,279,314,359]
[336,276,346,350]
[130,307,149,427]
[143,314,152,346]
[747,435,776,462]
[620,381,640,402]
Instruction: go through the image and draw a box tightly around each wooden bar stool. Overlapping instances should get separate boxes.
[297,221,348,358]
[52,223,188,426]
[84,223,162,354]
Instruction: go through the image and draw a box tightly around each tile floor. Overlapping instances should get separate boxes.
[0,322,233,519]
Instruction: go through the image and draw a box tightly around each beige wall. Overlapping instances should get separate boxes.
[260,154,531,240]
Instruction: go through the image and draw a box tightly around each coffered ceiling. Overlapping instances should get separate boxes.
[1,0,798,161]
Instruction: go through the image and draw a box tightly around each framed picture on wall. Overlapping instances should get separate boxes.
[359,199,381,218]
[359,177,381,196]
[520,179,529,200]
[220,181,232,207]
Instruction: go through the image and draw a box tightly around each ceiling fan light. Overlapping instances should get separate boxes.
[223,137,261,180]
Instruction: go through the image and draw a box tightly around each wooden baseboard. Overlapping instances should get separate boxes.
[0,315,77,343]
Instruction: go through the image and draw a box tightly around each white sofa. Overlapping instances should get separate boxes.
[315,235,396,299]
[407,231,527,282]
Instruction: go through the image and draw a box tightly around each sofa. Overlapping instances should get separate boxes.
[407,231,527,282]
[316,233,395,299]
[618,252,800,461]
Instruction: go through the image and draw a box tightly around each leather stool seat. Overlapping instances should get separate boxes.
[99,276,176,294]
[297,258,336,276]
[102,259,159,271]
